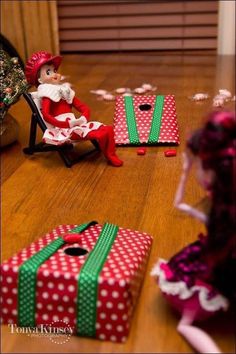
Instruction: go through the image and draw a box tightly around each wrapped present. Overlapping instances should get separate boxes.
[114,95,180,145]
[1,221,153,343]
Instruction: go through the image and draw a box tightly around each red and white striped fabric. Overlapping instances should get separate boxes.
[31,91,102,145]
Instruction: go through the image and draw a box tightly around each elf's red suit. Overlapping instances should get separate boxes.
[25,51,123,167]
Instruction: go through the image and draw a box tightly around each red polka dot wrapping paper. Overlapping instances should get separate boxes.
[1,223,153,343]
[114,95,180,145]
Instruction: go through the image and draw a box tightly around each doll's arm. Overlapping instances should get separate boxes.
[41,97,71,128]
[177,312,222,353]
[174,152,193,207]
[174,152,208,224]
[72,97,91,120]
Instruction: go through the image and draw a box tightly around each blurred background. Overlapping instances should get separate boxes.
[1,0,235,63]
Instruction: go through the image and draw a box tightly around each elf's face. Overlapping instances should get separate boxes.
[39,64,61,85]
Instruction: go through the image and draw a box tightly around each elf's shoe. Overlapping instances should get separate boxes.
[107,154,123,167]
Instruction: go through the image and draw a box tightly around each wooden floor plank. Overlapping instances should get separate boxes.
[1,52,235,353]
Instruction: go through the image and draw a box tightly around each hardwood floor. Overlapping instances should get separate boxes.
[1,51,235,353]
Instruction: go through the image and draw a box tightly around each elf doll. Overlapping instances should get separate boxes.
[24,51,123,167]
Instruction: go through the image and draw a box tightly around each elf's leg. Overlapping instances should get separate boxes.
[102,126,123,166]
[177,309,221,353]
[87,126,123,167]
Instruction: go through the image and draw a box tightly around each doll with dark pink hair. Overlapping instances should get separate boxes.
[152,111,236,353]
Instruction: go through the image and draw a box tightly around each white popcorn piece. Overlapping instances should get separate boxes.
[90,89,108,95]
[191,93,209,101]
[141,83,153,91]
[212,94,226,107]
[103,93,115,101]
[141,83,157,91]
[134,87,146,94]
[218,89,232,99]
[115,88,131,94]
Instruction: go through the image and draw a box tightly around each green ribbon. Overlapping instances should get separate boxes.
[17,221,97,327]
[124,96,140,144]
[148,96,164,143]
[124,95,165,144]
[77,223,119,337]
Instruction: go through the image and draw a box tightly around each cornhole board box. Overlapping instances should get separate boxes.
[1,222,153,343]
[114,95,180,145]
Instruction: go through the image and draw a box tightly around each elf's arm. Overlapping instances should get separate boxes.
[72,97,91,120]
[41,97,71,128]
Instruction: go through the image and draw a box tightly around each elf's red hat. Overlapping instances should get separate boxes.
[25,51,62,86]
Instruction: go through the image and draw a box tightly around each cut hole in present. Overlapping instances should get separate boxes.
[139,104,152,111]
[64,247,88,257]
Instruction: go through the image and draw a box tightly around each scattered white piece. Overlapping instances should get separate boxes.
[90,89,108,95]
[90,84,157,100]
[103,93,115,101]
[115,87,131,94]
[191,93,209,101]
[212,94,226,107]
[142,83,157,91]
[218,89,231,99]
[134,87,146,94]
[141,83,153,91]
[123,92,133,97]
[232,95,236,101]
[212,89,234,107]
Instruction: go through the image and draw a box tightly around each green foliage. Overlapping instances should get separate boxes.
[0,50,29,121]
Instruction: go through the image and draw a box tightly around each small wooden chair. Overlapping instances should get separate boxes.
[23,92,100,167]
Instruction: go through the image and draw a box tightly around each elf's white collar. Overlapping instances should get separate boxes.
[37,83,75,103]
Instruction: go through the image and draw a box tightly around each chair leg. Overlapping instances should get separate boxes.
[58,150,73,168]
[23,114,38,155]
[57,140,100,167]
[91,139,100,151]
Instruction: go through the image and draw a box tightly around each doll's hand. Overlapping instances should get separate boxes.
[175,203,208,223]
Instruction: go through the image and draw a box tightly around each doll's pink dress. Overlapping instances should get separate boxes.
[152,234,230,321]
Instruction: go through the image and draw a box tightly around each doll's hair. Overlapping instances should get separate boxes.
[187,111,236,299]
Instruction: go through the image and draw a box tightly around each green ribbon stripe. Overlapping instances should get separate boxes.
[124,96,140,144]
[18,221,95,327]
[148,96,165,144]
[77,223,119,337]
[124,95,165,144]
